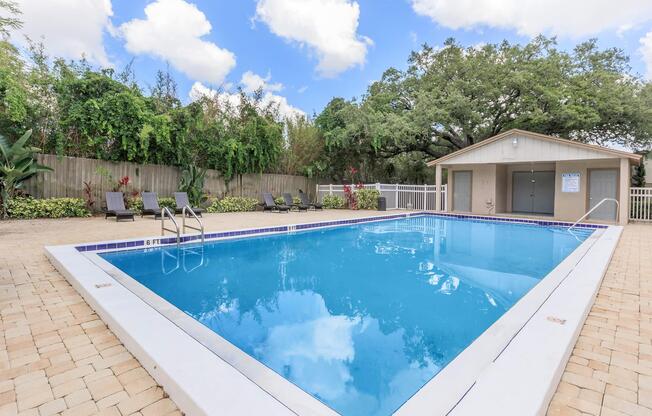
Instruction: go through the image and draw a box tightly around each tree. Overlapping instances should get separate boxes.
[279,115,325,177]
[0,40,28,138]
[0,0,21,39]
[315,36,652,182]
[632,158,647,187]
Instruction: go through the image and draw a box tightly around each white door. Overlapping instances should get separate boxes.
[588,169,618,221]
[453,171,472,212]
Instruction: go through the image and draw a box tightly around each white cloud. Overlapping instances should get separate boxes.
[12,0,113,66]
[240,71,283,93]
[120,0,235,84]
[641,31,652,80]
[410,0,652,37]
[189,81,305,120]
[255,0,372,77]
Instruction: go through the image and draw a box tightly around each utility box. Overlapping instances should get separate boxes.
[378,196,386,211]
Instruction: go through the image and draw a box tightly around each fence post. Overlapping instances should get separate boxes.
[395,184,399,210]
[315,183,319,202]
[423,185,427,210]
[329,184,333,196]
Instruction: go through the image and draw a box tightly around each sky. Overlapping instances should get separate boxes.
[8,0,652,120]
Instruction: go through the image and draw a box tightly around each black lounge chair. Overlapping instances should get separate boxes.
[283,193,308,212]
[263,193,290,213]
[105,192,135,222]
[174,192,203,217]
[141,192,162,219]
[299,190,323,210]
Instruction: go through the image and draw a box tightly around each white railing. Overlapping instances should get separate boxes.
[630,187,652,222]
[316,183,447,211]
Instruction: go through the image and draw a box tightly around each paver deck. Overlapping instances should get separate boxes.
[547,224,652,416]
[1,212,649,416]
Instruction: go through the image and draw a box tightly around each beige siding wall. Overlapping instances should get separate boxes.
[441,133,615,165]
[553,159,620,222]
[448,164,497,214]
[494,164,507,213]
[444,158,629,224]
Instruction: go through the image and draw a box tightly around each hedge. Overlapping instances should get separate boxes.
[7,197,91,219]
[355,189,380,210]
[207,196,259,213]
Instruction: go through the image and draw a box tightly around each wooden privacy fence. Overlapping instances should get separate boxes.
[630,187,652,222]
[317,183,448,210]
[24,154,316,206]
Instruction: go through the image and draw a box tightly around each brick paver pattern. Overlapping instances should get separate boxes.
[1,212,649,416]
[548,224,652,416]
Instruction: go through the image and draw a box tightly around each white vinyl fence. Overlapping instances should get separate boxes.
[317,183,447,211]
[630,187,652,222]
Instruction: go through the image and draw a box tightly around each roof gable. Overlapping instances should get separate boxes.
[428,130,641,166]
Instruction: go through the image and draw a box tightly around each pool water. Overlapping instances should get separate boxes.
[100,216,592,416]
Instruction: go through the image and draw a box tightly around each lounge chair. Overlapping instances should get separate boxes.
[299,190,323,210]
[105,192,135,222]
[174,192,203,217]
[141,192,162,219]
[263,193,290,213]
[283,193,309,212]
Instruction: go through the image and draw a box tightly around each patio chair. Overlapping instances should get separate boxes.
[262,193,290,213]
[105,192,135,222]
[141,192,162,219]
[174,192,203,217]
[283,193,309,212]
[299,190,323,210]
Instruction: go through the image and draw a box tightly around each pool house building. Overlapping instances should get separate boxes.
[429,129,642,225]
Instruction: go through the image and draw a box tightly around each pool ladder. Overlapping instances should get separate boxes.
[568,198,619,232]
[161,206,205,246]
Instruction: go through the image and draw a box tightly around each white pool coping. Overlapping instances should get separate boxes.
[45,214,621,416]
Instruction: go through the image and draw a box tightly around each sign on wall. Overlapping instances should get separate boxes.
[561,173,580,193]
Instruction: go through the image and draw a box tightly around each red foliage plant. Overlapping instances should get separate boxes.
[344,183,364,210]
[343,184,356,209]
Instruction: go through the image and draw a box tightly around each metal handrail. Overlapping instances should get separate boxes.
[182,205,205,244]
[568,198,619,232]
[161,207,180,245]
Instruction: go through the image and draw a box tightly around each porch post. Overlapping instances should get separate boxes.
[619,158,630,225]
[435,164,442,211]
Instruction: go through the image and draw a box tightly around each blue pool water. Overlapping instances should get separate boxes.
[100,216,592,416]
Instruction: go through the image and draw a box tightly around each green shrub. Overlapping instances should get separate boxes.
[355,189,380,210]
[127,196,176,214]
[7,197,91,219]
[207,196,259,213]
[322,195,346,209]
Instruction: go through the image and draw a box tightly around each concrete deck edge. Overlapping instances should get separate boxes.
[450,226,623,415]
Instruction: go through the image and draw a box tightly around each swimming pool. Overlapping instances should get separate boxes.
[98,215,593,416]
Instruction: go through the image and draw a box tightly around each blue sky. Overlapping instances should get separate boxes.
[11,0,652,118]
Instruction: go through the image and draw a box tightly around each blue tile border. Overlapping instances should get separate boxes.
[75,211,606,253]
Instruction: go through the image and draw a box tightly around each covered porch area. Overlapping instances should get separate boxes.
[430,130,641,225]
